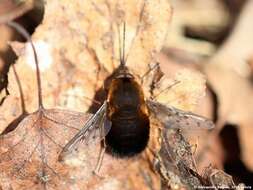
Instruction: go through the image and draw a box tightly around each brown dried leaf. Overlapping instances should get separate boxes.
[0,108,92,189]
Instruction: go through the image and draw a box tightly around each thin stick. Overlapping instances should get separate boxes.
[12,64,27,113]
[7,21,44,109]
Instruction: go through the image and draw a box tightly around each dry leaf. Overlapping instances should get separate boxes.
[0,109,91,189]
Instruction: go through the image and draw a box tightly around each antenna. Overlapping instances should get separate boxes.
[118,22,126,67]
[7,21,44,109]
[122,22,126,66]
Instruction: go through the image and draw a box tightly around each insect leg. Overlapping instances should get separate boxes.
[93,112,108,175]
[152,80,180,100]
[93,139,106,176]
[139,63,164,97]
[140,63,160,84]
[144,146,160,171]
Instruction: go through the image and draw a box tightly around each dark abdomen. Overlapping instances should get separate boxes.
[105,107,150,157]
[106,77,150,157]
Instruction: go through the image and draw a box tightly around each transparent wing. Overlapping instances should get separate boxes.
[58,101,111,160]
[147,99,214,130]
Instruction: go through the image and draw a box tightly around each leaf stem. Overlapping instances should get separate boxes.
[7,21,44,109]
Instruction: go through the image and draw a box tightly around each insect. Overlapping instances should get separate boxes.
[59,23,214,173]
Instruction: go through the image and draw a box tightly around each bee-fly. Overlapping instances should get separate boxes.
[59,23,214,173]
[105,60,149,157]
